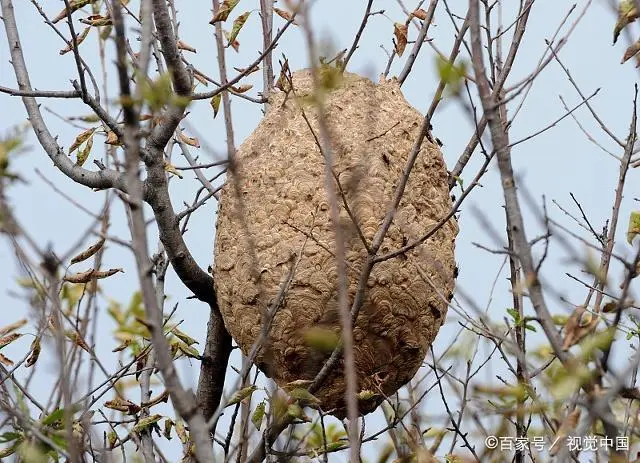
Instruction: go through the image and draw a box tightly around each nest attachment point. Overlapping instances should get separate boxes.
[213,69,458,418]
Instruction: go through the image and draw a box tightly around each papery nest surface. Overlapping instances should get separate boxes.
[213,69,458,417]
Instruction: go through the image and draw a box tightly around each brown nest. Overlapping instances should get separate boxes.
[213,69,457,417]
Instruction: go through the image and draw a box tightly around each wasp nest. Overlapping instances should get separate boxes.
[213,69,457,417]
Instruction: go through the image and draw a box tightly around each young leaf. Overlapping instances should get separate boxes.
[251,401,266,430]
[394,23,408,57]
[627,211,640,244]
[227,12,251,48]
[132,414,163,433]
[163,418,174,440]
[210,94,222,118]
[171,327,198,346]
[288,388,321,407]
[614,0,639,43]
[226,385,257,407]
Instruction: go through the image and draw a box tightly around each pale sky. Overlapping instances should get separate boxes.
[1,1,639,461]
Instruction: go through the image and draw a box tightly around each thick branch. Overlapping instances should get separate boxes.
[0,0,124,192]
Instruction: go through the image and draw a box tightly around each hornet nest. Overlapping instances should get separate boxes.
[213,69,458,417]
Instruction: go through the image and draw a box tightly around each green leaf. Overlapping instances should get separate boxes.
[288,388,321,407]
[41,408,65,426]
[627,211,640,245]
[0,432,22,444]
[132,414,163,433]
[435,56,467,95]
[210,94,222,118]
[251,401,266,430]
[226,385,257,407]
[614,1,639,43]
[163,418,174,440]
[226,12,250,47]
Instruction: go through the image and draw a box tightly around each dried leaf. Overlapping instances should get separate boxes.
[627,211,640,244]
[210,94,222,118]
[562,305,598,351]
[549,408,581,455]
[252,401,266,430]
[233,65,259,75]
[52,0,94,24]
[70,238,105,264]
[175,420,188,444]
[394,23,408,57]
[0,353,14,366]
[209,0,240,24]
[602,301,618,313]
[0,333,21,350]
[26,338,40,367]
[176,40,196,53]
[112,338,133,352]
[273,7,296,24]
[105,397,141,414]
[142,390,169,408]
[223,29,240,52]
[227,12,250,48]
[163,160,184,179]
[79,14,113,27]
[63,267,123,283]
[622,39,640,63]
[105,131,121,145]
[0,319,27,336]
[193,72,209,87]
[614,0,639,43]
[75,133,93,166]
[226,385,257,407]
[60,26,91,55]
[65,330,91,353]
[231,84,253,94]
[275,58,290,91]
[69,128,96,154]
[178,131,200,148]
[412,8,428,20]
